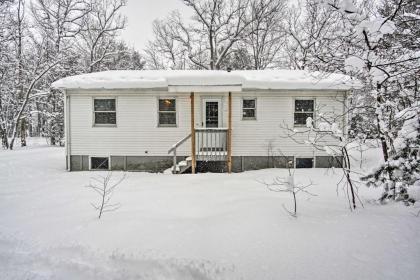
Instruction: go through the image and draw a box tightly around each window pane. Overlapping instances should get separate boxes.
[243,109,256,119]
[159,112,176,125]
[205,101,219,127]
[243,99,255,109]
[95,112,116,125]
[159,99,176,111]
[295,100,314,112]
[94,99,115,111]
[294,112,313,125]
[91,157,109,170]
[296,158,313,168]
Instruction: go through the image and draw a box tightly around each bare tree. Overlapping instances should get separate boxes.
[146,0,284,70]
[31,0,91,145]
[243,0,286,69]
[260,161,316,217]
[13,0,26,147]
[278,101,364,210]
[86,171,126,219]
[6,0,62,150]
[144,13,189,70]
[0,0,14,148]
[282,0,345,71]
[78,0,127,73]
[31,0,90,54]
[1,0,142,150]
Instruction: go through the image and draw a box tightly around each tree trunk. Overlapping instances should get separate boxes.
[376,83,389,162]
[380,135,389,162]
[0,128,9,149]
[342,146,356,209]
[20,119,26,147]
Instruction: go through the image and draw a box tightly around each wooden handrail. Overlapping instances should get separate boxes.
[168,133,192,154]
[169,129,229,173]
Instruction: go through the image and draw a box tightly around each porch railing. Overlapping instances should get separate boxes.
[168,128,229,173]
[168,133,191,173]
[195,128,228,161]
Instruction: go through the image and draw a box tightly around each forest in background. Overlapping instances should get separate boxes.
[0,0,418,200]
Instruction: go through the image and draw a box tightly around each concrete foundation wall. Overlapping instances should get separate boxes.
[70,155,340,172]
[70,155,183,172]
[315,156,343,168]
[126,156,175,172]
[111,156,126,171]
[70,155,89,171]
[231,156,295,172]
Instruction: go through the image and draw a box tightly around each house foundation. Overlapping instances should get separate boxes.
[69,155,342,172]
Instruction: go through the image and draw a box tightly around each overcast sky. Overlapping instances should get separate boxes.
[120,0,189,51]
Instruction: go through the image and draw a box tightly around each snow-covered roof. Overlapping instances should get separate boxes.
[52,70,360,91]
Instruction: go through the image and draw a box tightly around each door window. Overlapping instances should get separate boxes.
[205,101,219,128]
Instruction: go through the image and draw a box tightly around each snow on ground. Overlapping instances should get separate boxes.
[1,139,419,280]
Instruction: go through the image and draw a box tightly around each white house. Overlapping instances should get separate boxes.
[52,70,358,173]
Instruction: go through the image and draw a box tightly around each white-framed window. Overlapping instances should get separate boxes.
[294,99,314,126]
[90,156,110,170]
[93,98,116,126]
[158,98,177,127]
[242,98,256,120]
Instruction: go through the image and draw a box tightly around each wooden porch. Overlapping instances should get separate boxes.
[168,92,232,174]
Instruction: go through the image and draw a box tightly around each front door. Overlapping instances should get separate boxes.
[203,100,220,128]
[201,99,224,152]
[203,99,221,128]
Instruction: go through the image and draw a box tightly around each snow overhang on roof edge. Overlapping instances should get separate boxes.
[168,85,242,93]
[52,70,361,91]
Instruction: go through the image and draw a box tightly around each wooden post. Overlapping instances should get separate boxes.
[191,92,196,174]
[227,91,232,173]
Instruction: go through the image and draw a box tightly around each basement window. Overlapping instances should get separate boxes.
[90,157,109,170]
[94,98,116,126]
[158,98,177,126]
[242,98,256,120]
[296,158,314,168]
[294,99,314,126]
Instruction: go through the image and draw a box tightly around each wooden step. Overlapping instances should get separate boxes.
[173,158,192,174]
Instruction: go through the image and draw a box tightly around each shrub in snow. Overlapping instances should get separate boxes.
[86,172,126,219]
[260,162,316,217]
[280,115,361,210]
[307,0,419,206]
[362,105,419,205]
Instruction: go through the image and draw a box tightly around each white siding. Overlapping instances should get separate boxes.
[70,92,191,156]
[230,91,345,157]
[68,90,346,157]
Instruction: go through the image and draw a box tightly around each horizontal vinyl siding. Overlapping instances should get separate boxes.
[69,90,345,158]
[231,92,345,157]
[70,93,191,156]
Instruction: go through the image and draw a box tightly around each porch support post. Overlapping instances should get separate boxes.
[227,91,232,173]
[190,92,196,174]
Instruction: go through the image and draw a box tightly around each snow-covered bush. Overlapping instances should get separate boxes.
[362,104,419,204]
[310,0,419,204]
